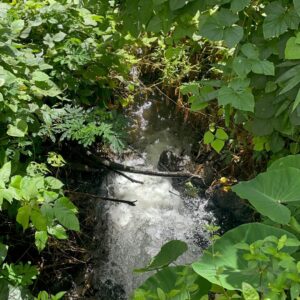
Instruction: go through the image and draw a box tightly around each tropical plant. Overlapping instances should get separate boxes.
[133,155,300,300]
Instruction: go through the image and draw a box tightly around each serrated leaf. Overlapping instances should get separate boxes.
[263,2,288,39]
[20,176,44,200]
[45,176,64,189]
[242,282,259,300]
[35,231,48,252]
[48,224,68,240]
[200,9,243,47]
[54,197,79,231]
[0,162,11,184]
[218,80,254,112]
[251,60,275,76]
[31,209,47,231]
[16,205,31,230]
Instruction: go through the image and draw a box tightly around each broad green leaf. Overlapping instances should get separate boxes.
[7,120,28,138]
[48,224,68,240]
[218,79,254,112]
[241,43,259,59]
[169,0,188,11]
[52,31,66,42]
[200,9,243,48]
[285,36,300,59]
[135,240,188,272]
[192,223,298,291]
[11,20,25,34]
[147,16,162,33]
[251,60,275,76]
[0,162,11,184]
[223,25,243,48]
[268,154,300,170]
[294,0,300,16]
[16,205,31,230]
[231,0,251,13]
[232,168,300,224]
[31,209,47,231]
[263,2,300,39]
[211,139,225,153]
[180,83,199,95]
[54,197,79,231]
[20,176,44,200]
[203,131,214,144]
[232,57,252,78]
[45,177,64,189]
[32,71,49,82]
[215,128,228,140]
[157,288,166,300]
[242,282,259,300]
[35,231,48,252]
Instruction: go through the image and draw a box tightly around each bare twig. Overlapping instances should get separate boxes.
[65,190,137,206]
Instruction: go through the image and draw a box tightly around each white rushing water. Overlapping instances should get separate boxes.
[94,100,214,299]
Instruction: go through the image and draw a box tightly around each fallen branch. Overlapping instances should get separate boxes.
[65,190,137,206]
[77,152,144,184]
[87,153,204,182]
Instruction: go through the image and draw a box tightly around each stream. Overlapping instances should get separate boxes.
[93,98,215,299]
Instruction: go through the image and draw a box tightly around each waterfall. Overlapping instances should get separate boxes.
[93,99,214,299]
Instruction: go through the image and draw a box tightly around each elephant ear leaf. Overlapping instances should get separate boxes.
[268,154,300,171]
[232,167,300,224]
[192,223,298,291]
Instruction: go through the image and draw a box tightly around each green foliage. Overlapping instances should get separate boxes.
[133,266,211,300]
[192,223,298,291]
[233,155,300,226]
[124,0,300,156]
[134,240,188,273]
[134,155,300,299]
[204,125,229,153]
[39,105,124,150]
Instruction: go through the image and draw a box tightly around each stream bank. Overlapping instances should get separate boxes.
[32,96,255,299]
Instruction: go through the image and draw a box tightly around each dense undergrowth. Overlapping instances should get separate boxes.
[0,0,300,299]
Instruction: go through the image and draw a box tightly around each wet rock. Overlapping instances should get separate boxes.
[205,186,254,232]
[95,280,126,300]
[157,150,182,172]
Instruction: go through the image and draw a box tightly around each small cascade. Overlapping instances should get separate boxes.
[93,99,214,299]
